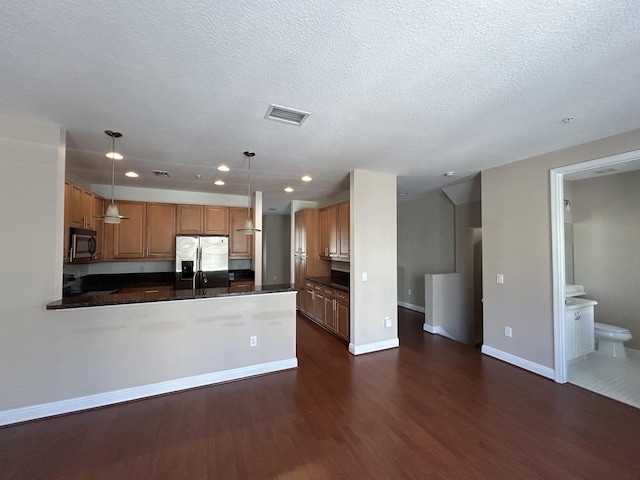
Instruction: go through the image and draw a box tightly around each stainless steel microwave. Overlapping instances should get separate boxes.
[69,227,97,261]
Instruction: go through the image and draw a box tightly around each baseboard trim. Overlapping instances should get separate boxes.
[397,301,425,313]
[0,358,298,427]
[349,338,399,355]
[481,345,554,380]
[422,323,455,340]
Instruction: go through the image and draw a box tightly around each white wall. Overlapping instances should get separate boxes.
[0,114,295,424]
[482,128,640,372]
[572,170,640,349]
[397,190,454,310]
[350,170,399,354]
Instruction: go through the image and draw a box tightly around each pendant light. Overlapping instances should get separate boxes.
[236,151,261,234]
[94,130,129,224]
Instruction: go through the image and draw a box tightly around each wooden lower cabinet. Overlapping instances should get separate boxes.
[335,291,350,341]
[300,280,349,341]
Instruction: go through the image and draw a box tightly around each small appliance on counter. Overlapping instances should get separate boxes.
[175,235,230,290]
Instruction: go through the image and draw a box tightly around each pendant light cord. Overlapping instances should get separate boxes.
[110,135,116,205]
[247,155,251,219]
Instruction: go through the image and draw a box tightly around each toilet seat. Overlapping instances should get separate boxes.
[594,322,631,335]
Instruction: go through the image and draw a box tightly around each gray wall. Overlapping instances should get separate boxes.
[572,170,640,349]
[482,128,640,369]
[262,214,291,284]
[397,190,454,309]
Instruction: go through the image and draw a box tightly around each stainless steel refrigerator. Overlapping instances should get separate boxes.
[175,235,229,289]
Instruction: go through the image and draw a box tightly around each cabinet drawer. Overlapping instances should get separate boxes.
[336,291,349,302]
[229,281,254,293]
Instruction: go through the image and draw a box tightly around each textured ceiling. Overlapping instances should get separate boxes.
[2,0,640,213]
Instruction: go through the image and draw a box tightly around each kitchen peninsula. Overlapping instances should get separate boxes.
[32,282,298,427]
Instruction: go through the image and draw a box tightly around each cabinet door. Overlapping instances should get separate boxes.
[338,201,350,258]
[575,307,595,357]
[69,184,84,227]
[564,310,576,361]
[323,292,336,332]
[147,203,176,258]
[314,287,325,324]
[113,201,146,258]
[336,291,349,340]
[93,195,105,259]
[229,207,253,258]
[320,205,338,257]
[176,205,203,234]
[204,206,229,235]
[305,286,315,319]
[83,190,95,229]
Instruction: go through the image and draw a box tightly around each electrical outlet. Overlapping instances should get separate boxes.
[408,289,412,296]
[504,326,512,337]
[250,336,257,347]
[497,273,504,284]
[362,272,368,282]
[384,317,392,328]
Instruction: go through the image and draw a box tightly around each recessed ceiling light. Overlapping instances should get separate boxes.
[444,171,456,177]
[217,165,230,172]
[301,175,312,182]
[214,180,225,186]
[561,117,575,124]
[106,152,124,160]
[284,187,294,193]
[125,171,139,178]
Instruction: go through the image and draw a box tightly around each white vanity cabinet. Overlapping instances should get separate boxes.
[565,301,595,361]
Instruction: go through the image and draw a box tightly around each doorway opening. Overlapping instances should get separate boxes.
[551,149,640,388]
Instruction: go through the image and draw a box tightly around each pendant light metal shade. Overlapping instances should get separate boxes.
[94,130,129,224]
[236,151,261,234]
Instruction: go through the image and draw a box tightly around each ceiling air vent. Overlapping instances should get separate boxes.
[152,170,170,177]
[264,104,310,126]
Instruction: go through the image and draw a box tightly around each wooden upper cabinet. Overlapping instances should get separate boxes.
[83,190,95,229]
[146,203,176,258]
[176,205,203,234]
[112,202,175,260]
[204,206,229,235]
[113,201,147,258]
[338,201,350,259]
[320,204,338,257]
[229,207,253,258]
[69,183,85,227]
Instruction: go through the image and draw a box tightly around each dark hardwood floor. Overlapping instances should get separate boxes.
[2,307,639,479]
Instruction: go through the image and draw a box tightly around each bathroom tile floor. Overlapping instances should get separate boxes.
[568,348,640,409]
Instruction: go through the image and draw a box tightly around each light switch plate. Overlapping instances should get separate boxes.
[497,273,504,284]
[362,272,368,282]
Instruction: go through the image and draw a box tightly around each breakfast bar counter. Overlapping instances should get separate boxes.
[47,284,298,310]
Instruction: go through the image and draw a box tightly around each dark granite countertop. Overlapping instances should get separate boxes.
[48,284,297,310]
[305,276,349,293]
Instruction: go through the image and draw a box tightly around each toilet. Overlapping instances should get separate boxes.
[594,322,632,358]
